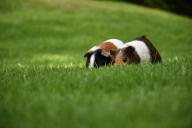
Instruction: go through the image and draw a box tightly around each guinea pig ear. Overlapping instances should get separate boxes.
[83,51,93,58]
[123,46,135,55]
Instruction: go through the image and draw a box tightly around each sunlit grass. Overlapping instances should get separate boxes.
[31,54,80,64]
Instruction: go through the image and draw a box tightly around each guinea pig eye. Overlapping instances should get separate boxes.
[122,57,128,62]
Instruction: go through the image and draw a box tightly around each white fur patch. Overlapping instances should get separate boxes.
[123,40,151,63]
[105,39,124,48]
[89,53,95,68]
[87,46,100,68]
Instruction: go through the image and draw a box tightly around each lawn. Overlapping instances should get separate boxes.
[0,0,192,128]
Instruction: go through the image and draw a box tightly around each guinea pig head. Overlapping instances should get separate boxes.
[110,46,140,65]
[84,49,112,68]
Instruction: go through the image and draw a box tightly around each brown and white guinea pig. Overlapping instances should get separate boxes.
[84,39,124,68]
[110,36,162,65]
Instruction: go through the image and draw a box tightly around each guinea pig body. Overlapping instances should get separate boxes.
[111,36,162,65]
[84,39,124,68]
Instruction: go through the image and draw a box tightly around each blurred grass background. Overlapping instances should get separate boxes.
[0,0,192,128]
[0,0,23,12]
[98,0,192,17]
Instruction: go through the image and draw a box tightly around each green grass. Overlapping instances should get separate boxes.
[0,0,192,128]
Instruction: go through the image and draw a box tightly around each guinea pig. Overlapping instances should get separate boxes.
[84,39,124,68]
[110,36,162,65]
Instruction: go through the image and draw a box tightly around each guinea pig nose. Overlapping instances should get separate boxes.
[123,57,127,62]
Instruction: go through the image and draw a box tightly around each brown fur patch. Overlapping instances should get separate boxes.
[114,51,125,65]
[84,41,117,58]
[99,42,117,53]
